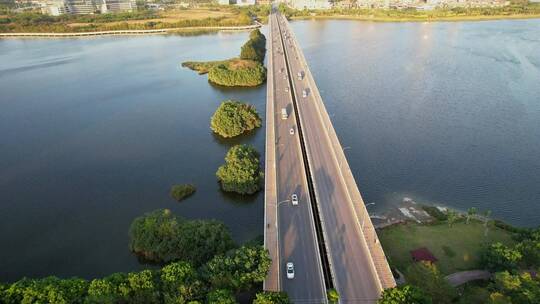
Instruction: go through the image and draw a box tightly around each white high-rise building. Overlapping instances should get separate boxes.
[40,0,137,15]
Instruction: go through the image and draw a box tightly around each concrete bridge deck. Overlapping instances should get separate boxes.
[264,9,395,303]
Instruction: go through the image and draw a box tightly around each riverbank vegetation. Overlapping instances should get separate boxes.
[129,209,235,265]
[0,205,286,303]
[378,219,540,304]
[211,100,262,138]
[216,144,263,195]
[279,2,540,22]
[182,29,267,87]
[0,6,255,33]
[379,221,516,275]
[170,183,196,201]
[0,246,281,304]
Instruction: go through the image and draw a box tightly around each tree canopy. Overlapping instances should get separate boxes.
[253,291,291,304]
[216,144,263,195]
[481,242,523,272]
[210,100,262,138]
[204,245,271,292]
[378,285,432,304]
[240,29,267,63]
[129,209,235,265]
[170,184,196,202]
[406,262,457,304]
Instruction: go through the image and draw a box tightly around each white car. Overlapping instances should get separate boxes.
[291,194,298,206]
[285,86,289,92]
[302,89,308,98]
[289,128,295,135]
[286,262,295,279]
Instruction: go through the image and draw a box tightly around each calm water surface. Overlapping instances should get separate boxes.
[1,19,539,281]
[291,19,540,226]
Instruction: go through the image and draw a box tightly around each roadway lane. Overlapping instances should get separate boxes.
[269,12,327,303]
[277,14,384,303]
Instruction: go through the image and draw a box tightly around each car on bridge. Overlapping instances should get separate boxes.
[286,262,295,279]
[291,194,298,205]
[302,89,309,98]
[289,127,295,135]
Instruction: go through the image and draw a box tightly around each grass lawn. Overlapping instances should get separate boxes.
[378,220,516,275]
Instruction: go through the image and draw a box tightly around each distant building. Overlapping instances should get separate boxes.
[287,0,331,9]
[40,0,137,15]
[99,0,137,13]
[218,0,231,4]
[236,0,256,5]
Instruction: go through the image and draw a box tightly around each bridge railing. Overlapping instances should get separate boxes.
[281,16,396,290]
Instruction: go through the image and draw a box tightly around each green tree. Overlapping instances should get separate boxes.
[129,209,235,265]
[253,291,291,304]
[205,245,271,292]
[123,270,160,304]
[1,277,88,304]
[492,271,540,304]
[467,207,477,224]
[447,209,459,227]
[210,100,262,138]
[240,29,266,62]
[161,262,203,304]
[170,184,196,202]
[207,289,236,304]
[516,229,540,268]
[216,144,263,195]
[406,262,457,304]
[327,288,340,304]
[378,285,432,304]
[86,273,128,304]
[480,242,522,272]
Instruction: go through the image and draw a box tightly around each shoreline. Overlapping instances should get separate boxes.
[289,13,540,23]
[0,23,261,38]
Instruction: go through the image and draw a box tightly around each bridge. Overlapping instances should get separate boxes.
[264,8,396,304]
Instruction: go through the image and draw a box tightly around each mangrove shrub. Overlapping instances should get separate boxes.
[210,100,262,138]
[216,144,263,195]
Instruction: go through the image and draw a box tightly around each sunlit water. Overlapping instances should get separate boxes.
[1,19,539,281]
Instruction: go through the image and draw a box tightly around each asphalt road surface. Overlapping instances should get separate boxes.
[270,11,327,304]
[276,13,383,304]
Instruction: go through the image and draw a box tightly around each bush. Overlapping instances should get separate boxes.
[210,100,261,138]
[204,245,271,292]
[253,291,291,304]
[240,29,266,62]
[480,242,522,272]
[216,144,263,195]
[208,60,266,87]
[378,285,432,304]
[129,209,235,265]
[421,205,448,221]
[170,184,196,201]
[406,262,457,304]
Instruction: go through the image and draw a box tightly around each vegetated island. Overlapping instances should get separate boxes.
[182,29,267,87]
[216,144,263,195]
[170,183,196,202]
[377,206,540,304]
[278,2,540,22]
[0,208,292,303]
[211,100,262,138]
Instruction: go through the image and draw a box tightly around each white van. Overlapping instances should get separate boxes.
[281,108,288,120]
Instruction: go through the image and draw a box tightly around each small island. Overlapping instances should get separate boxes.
[182,29,267,87]
[170,184,196,202]
[129,209,235,265]
[210,100,262,138]
[216,144,263,195]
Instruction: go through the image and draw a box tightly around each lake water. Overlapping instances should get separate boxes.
[1,19,539,281]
